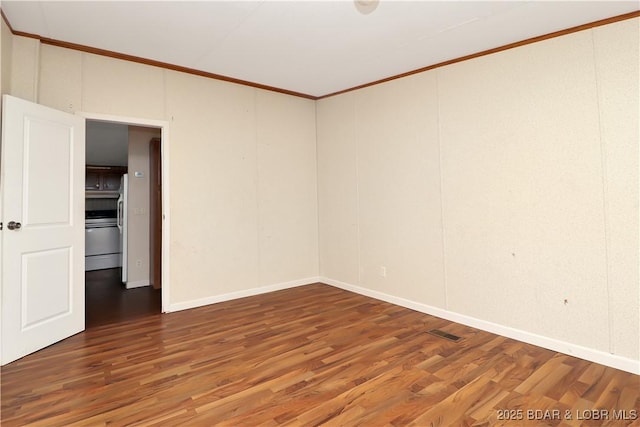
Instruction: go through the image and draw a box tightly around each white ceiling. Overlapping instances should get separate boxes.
[86,120,129,166]
[2,1,638,98]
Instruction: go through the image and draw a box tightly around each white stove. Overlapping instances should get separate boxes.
[85,211,120,272]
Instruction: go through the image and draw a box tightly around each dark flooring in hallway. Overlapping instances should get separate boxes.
[85,268,161,328]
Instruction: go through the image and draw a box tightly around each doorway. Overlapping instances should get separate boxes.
[83,115,169,327]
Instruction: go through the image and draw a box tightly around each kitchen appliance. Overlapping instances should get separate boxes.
[117,174,129,285]
[85,207,120,271]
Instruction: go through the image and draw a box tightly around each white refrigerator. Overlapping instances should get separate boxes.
[117,174,128,285]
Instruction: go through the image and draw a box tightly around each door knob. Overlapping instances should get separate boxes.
[7,221,22,230]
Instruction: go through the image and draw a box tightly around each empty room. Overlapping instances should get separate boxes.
[1,1,638,426]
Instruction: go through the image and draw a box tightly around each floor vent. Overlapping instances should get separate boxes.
[427,329,463,342]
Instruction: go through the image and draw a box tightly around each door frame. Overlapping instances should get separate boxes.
[79,112,171,313]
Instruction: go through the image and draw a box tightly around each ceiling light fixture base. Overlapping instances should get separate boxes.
[354,0,380,15]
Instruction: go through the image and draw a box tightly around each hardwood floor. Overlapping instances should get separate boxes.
[85,268,161,328]
[1,284,638,426]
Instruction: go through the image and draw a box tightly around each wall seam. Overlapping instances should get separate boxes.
[254,89,262,287]
[435,71,449,311]
[162,69,167,122]
[354,94,362,286]
[314,100,322,277]
[80,52,85,111]
[590,29,614,355]
[33,37,40,103]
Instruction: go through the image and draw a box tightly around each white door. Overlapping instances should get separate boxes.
[1,95,85,365]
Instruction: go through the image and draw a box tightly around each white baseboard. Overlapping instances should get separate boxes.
[126,280,150,289]
[321,277,640,375]
[167,276,322,313]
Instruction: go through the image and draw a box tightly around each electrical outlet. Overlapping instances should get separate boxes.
[136,259,142,267]
[379,266,386,278]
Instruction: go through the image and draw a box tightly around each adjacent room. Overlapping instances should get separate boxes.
[84,120,162,328]
[1,1,638,425]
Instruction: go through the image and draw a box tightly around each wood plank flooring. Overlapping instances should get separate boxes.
[1,283,638,426]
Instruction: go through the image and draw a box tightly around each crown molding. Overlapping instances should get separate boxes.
[319,10,640,99]
[2,8,638,100]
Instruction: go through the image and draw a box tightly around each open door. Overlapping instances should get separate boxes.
[1,95,85,365]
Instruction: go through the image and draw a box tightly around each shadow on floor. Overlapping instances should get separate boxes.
[85,268,161,328]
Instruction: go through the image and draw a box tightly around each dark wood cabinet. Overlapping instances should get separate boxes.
[85,170,102,190]
[85,166,127,192]
[102,172,122,191]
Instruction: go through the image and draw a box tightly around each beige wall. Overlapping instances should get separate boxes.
[438,30,608,350]
[9,38,319,307]
[1,18,13,95]
[9,35,38,101]
[592,20,640,359]
[5,17,638,367]
[318,73,445,305]
[165,71,318,301]
[317,18,639,362]
[127,126,159,287]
